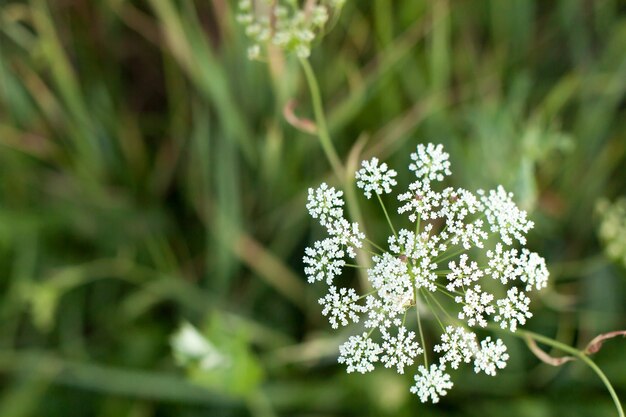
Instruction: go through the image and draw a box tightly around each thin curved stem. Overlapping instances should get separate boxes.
[299,58,344,179]
[434,246,466,263]
[414,289,428,367]
[364,237,386,253]
[513,329,624,417]
[299,58,370,273]
[428,291,456,323]
[415,213,421,235]
[433,282,462,297]
[422,290,445,332]
[376,193,397,237]
[357,289,377,300]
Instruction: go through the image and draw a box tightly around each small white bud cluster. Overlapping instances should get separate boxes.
[597,198,626,268]
[305,143,549,403]
[236,0,345,60]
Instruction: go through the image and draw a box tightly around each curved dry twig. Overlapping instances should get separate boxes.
[525,330,626,367]
[524,335,575,366]
[584,330,626,355]
[283,99,317,134]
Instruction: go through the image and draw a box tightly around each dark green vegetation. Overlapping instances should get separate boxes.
[0,1,625,416]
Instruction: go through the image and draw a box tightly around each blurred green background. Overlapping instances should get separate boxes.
[0,0,625,416]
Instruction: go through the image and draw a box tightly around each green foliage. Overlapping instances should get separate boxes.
[172,319,264,397]
[0,0,624,416]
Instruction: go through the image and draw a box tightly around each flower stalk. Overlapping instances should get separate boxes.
[299,58,344,180]
[515,329,624,417]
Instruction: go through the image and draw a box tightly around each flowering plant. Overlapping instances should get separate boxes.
[236,4,625,413]
[237,0,345,60]
[305,143,549,402]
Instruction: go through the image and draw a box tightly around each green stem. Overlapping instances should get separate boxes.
[376,193,397,237]
[359,248,382,257]
[416,213,421,235]
[434,282,462,297]
[357,289,377,300]
[364,237,386,253]
[414,288,428,367]
[299,58,344,180]
[300,58,370,274]
[435,246,466,264]
[428,291,456,323]
[422,290,445,331]
[511,329,624,417]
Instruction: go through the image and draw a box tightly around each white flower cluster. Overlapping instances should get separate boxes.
[304,143,549,403]
[355,157,397,199]
[409,143,451,181]
[319,286,363,328]
[237,0,346,60]
[410,364,453,403]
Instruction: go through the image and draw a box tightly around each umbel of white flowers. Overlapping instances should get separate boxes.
[237,0,346,60]
[304,143,549,403]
